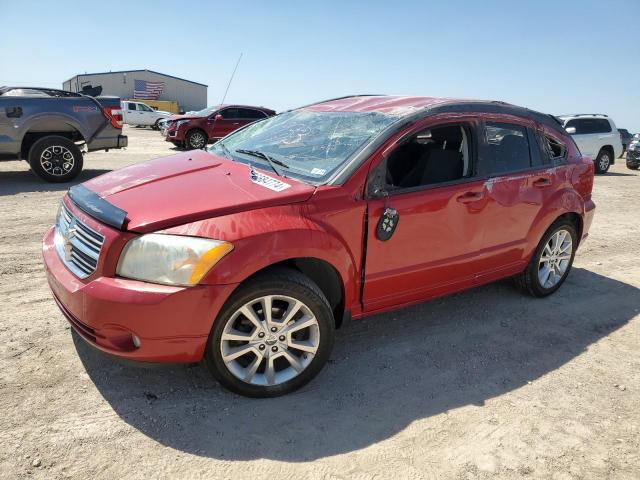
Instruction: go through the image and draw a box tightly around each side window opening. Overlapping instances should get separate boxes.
[127,102,137,110]
[479,122,531,175]
[544,135,567,160]
[384,124,472,190]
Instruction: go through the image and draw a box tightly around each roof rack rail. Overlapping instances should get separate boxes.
[560,113,609,118]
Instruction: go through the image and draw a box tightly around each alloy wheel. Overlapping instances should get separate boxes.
[538,229,573,289]
[40,145,74,176]
[189,132,206,149]
[599,153,610,171]
[220,295,320,386]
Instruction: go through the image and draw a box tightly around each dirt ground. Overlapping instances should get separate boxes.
[0,126,638,479]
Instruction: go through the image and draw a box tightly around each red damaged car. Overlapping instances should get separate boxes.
[163,104,275,150]
[43,95,595,397]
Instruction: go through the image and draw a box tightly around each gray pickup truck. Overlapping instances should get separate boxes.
[0,86,127,182]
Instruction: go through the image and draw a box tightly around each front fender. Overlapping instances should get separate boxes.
[160,204,360,309]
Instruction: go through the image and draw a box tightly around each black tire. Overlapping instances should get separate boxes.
[595,148,612,174]
[514,219,577,297]
[204,268,335,397]
[185,129,207,150]
[28,136,83,183]
[152,119,162,131]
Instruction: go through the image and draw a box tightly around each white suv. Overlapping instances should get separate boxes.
[558,115,623,173]
[121,101,171,129]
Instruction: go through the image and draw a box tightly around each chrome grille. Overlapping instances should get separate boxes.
[54,202,105,278]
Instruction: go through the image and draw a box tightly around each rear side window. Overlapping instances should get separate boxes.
[479,122,531,175]
[566,118,612,134]
[544,135,567,160]
[238,108,266,119]
[127,103,137,110]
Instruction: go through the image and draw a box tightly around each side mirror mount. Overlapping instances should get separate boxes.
[565,126,576,134]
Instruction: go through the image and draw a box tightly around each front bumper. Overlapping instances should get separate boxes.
[42,224,237,363]
[164,126,185,142]
[626,150,640,168]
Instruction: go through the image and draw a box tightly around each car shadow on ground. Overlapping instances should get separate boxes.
[602,171,636,177]
[0,168,111,196]
[74,268,638,461]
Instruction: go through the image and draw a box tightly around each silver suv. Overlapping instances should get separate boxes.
[558,114,623,174]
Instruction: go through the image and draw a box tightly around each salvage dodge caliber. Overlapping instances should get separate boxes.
[43,95,595,397]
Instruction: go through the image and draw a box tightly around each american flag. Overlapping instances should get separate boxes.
[133,79,164,100]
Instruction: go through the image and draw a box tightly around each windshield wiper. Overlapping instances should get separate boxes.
[235,149,289,177]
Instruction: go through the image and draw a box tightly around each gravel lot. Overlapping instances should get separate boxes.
[0,126,638,479]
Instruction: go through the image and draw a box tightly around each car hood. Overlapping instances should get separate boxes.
[81,150,315,232]
[167,114,202,121]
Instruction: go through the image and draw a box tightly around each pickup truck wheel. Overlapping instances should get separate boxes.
[514,220,577,297]
[185,129,207,150]
[595,148,611,174]
[204,268,335,397]
[28,136,83,183]
[152,119,161,131]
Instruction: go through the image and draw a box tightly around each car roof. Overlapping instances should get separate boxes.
[558,114,611,120]
[298,94,565,135]
[302,95,474,115]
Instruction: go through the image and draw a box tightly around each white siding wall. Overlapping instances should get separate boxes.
[63,71,207,111]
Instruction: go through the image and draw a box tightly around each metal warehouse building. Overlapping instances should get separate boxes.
[62,69,207,112]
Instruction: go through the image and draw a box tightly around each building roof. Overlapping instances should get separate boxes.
[64,69,207,87]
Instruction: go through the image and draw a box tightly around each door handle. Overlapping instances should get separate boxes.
[456,192,484,203]
[532,177,552,188]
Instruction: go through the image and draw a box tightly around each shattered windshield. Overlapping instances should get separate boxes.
[209,110,399,183]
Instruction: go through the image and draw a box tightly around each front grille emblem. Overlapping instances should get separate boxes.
[62,223,76,262]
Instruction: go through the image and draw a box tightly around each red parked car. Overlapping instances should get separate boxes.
[43,95,595,397]
[164,104,275,149]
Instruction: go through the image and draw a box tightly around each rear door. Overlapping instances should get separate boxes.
[475,120,560,270]
[565,118,611,158]
[122,102,140,125]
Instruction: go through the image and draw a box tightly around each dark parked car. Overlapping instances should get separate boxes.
[618,128,633,157]
[626,137,640,170]
[163,105,275,149]
[0,87,127,182]
[44,95,595,397]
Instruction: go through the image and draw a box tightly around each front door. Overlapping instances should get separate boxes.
[210,108,243,139]
[363,121,489,312]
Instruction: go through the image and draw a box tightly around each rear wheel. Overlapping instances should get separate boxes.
[204,268,335,397]
[515,219,577,297]
[185,129,207,150]
[28,135,83,183]
[595,148,612,174]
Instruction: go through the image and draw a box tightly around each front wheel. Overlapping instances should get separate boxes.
[185,129,207,150]
[515,220,577,297]
[595,148,612,174]
[204,269,335,397]
[28,136,83,183]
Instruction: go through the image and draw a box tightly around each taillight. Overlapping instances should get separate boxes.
[103,107,123,129]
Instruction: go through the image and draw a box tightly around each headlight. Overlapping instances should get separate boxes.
[116,234,233,286]
[176,120,190,128]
